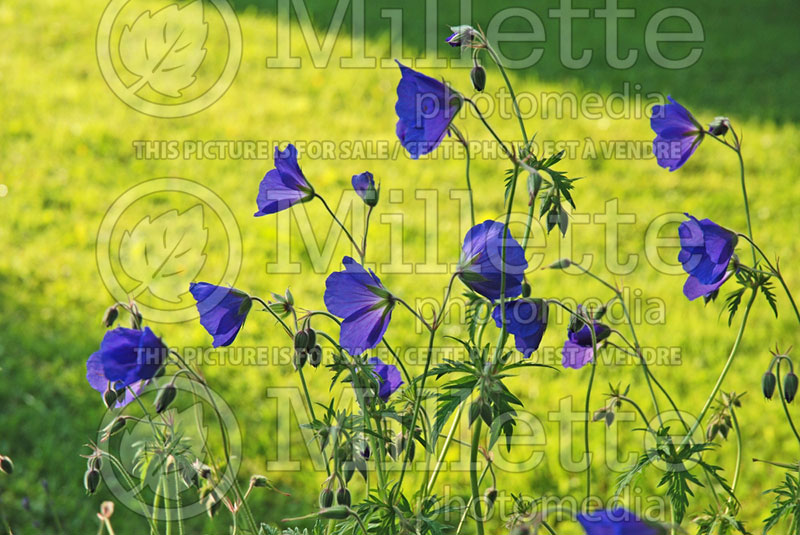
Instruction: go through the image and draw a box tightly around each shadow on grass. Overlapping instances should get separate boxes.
[231,0,800,123]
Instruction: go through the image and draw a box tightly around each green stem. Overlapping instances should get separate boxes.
[680,290,757,448]
[584,355,596,505]
[425,400,466,495]
[315,194,364,258]
[469,420,485,535]
[464,99,514,159]
[485,46,528,144]
[730,405,743,494]
[776,359,800,447]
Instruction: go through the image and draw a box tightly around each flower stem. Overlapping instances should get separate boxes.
[583,355,596,505]
[464,99,514,159]
[469,420,485,535]
[315,194,364,259]
[425,400,466,495]
[738,234,800,326]
[680,290,757,448]
[485,45,528,144]
[776,359,800,447]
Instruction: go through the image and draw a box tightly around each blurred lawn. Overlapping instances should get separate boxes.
[1,0,800,533]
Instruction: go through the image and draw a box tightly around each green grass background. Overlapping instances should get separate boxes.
[1,0,800,533]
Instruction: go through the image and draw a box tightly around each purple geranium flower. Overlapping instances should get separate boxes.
[86,327,167,407]
[650,96,704,171]
[577,507,664,535]
[254,144,314,216]
[562,317,611,370]
[492,299,548,358]
[678,213,738,301]
[189,282,252,347]
[395,61,462,159]
[457,220,528,301]
[352,171,378,206]
[367,357,403,401]
[324,257,395,355]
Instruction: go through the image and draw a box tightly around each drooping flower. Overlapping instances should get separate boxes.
[562,316,611,370]
[678,213,737,301]
[351,171,379,207]
[446,25,478,47]
[324,257,395,355]
[457,220,527,301]
[577,507,664,535]
[650,96,704,171]
[492,299,548,358]
[254,144,314,216]
[86,327,167,407]
[395,60,462,159]
[189,282,252,347]
[367,357,403,401]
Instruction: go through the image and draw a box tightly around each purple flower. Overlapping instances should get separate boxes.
[254,144,314,216]
[562,319,610,370]
[678,214,737,301]
[577,507,663,535]
[395,61,462,159]
[324,257,395,355]
[86,327,167,407]
[446,25,477,47]
[492,299,548,358]
[352,171,378,207]
[367,357,403,401]
[457,220,528,301]
[189,282,252,347]
[650,96,704,171]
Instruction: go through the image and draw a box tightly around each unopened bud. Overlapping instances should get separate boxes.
[294,330,309,351]
[762,371,777,399]
[250,475,269,488]
[319,488,334,508]
[105,416,130,438]
[154,383,177,414]
[548,258,572,270]
[294,350,307,370]
[0,456,12,475]
[484,487,498,507]
[470,64,486,92]
[521,281,531,298]
[784,372,798,403]
[101,306,119,328]
[84,469,101,495]
[336,487,351,507]
[319,506,350,520]
[308,345,323,368]
[103,387,118,409]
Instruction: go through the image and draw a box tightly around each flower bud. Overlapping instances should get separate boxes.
[294,350,307,370]
[294,330,309,351]
[319,488,334,508]
[154,383,177,414]
[103,387,118,409]
[319,506,350,520]
[250,475,269,488]
[89,455,102,471]
[84,469,101,495]
[308,345,323,368]
[785,372,799,403]
[101,306,119,328]
[0,456,13,475]
[470,64,486,92]
[762,371,777,399]
[336,487,351,507]
[129,302,143,328]
[548,258,572,270]
[708,116,730,136]
[521,281,531,298]
[104,415,130,439]
[484,487,498,508]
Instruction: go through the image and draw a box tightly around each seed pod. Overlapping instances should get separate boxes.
[84,469,101,495]
[336,487,351,507]
[0,456,13,475]
[154,383,177,414]
[308,345,322,368]
[319,506,350,520]
[319,488,334,508]
[470,64,486,92]
[785,372,799,403]
[101,306,119,328]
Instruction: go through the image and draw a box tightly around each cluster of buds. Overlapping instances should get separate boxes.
[706,391,744,442]
[763,348,797,403]
[593,383,629,427]
[82,447,103,495]
[294,325,322,369]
